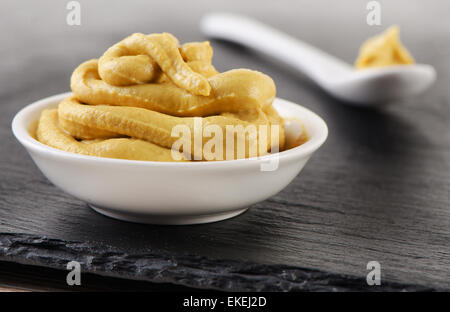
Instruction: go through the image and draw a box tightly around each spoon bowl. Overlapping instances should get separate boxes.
[328,64,436,105]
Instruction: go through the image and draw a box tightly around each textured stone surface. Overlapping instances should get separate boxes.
[0,233,440,291]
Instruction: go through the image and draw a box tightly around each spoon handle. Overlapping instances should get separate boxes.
[201,13,351,84]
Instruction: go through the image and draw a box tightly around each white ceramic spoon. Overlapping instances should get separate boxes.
[201,13,436,106]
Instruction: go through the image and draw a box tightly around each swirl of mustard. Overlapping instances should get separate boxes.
[36,33,286,161]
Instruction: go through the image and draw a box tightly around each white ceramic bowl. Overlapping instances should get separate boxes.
[12,92,328,225]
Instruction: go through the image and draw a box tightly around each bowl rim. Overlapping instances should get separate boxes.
[11,92,328,167]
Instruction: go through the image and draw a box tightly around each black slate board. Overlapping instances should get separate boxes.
[0,233,436,291]
[0,1,449,291]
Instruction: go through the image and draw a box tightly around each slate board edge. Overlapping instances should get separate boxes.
[0,232,441,292]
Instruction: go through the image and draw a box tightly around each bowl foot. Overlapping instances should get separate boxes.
[88,204,247,225]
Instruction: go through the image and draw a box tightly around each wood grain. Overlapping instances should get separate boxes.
[0,286,28,292]
[0,0,449,290]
